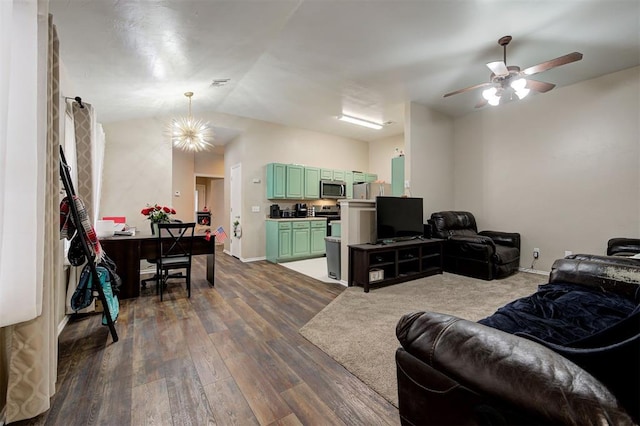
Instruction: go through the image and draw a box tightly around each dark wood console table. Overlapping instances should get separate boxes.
[348,238,443,292]
[100,233,215,299]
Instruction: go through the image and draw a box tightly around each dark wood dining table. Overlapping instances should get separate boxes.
[100,232,215,299]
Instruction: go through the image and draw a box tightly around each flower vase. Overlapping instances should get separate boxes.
[151,221,169,235]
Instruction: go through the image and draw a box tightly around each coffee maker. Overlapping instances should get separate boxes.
[269,204,281,218]
[294,203,308,217]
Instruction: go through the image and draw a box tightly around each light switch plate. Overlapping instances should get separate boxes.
[252,206,260,212]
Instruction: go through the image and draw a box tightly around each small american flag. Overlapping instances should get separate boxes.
[213,226,228,243]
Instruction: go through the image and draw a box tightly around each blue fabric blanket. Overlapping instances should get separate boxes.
[478,282,637,345]
[479,282,639,421]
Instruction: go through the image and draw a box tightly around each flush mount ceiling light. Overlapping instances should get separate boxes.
[171,91,214,152]
[337,114,384,130]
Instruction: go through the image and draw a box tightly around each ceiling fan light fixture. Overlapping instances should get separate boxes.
[487,96,500,106]
[338,114,383,130]
[171,92,214,152]
[510,78,527,91]
[482,87,498,101]
[515,88,530,100]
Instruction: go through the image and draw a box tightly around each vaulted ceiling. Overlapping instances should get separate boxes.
[49,0,640,144]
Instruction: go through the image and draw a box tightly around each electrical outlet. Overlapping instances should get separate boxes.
[533,248,540,259]
[565,250,573,257]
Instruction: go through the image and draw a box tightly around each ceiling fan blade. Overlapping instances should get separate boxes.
[487,61,509,77]
[522,52,583,76]
[444,82,493,98]
[526,79,556,93]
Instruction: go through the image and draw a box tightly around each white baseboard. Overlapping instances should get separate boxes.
[220,249,265,263]
[518,267,549,276]
[241,256,266,263]
[58,315,70,336]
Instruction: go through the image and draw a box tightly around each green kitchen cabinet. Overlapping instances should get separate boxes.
[266,219,327,263]
[266,163,287,199]
[304,167,320,199]
[353,172,365,183]
[310,220,327,255]
[392,156,405,196]
[345,171,354,198]
[292,221,311,257]
[333,170,345,181]
[266,220,292,262]
[286,165,304,199]
[330,221,341,237]
[320,168,333,180]
[365,173,377,182]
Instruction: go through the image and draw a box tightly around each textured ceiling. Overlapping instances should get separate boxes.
[49,0,640,144]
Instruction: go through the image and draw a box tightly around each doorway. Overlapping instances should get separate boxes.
[194,176,223,228]
[230,163,241,258]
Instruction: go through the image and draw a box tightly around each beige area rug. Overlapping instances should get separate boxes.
[299,271,546,407]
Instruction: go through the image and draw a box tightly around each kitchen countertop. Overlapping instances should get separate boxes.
[266,217,327,222]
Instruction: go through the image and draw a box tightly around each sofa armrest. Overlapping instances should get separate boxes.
[607,238,640,256]
[479,230,521,249]
[396,311,633,425]
[448,234,496,249]
[549,258,640,301]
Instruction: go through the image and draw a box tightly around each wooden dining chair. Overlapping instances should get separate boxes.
[155,222,196,301]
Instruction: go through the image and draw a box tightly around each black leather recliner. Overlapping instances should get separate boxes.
[429,211,520,280]
[395,256,640,426]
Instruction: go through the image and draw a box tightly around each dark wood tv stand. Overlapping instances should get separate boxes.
[348,238,443,292]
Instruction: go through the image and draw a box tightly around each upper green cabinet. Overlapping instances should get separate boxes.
[266,163,287,199]
[392,156,405,196]
[320,169,333,180]
[286,165,304,199]
[304,167,320,199]
[266,163,378,200]
[344,171,354,198]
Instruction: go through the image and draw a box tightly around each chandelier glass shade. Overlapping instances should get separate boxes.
[171,92,214,152]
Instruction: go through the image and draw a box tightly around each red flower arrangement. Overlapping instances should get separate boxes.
[141,204,176,223]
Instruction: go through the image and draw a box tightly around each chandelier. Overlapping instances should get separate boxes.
[171,91,214,152]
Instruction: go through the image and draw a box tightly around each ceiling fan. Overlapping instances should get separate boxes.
[444,35,583,108]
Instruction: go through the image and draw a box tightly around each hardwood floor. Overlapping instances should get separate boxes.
[15,246,400,425]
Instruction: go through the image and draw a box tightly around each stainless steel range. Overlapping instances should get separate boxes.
[312,204,341,236]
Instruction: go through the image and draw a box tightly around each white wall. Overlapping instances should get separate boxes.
[101,117,173,232]
[406,102,455,217]
[368,134,404,183]
[453,66,640,271]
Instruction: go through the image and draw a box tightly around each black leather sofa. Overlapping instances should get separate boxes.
[608,238,640,256]
[395,256,640,426]
[429,211,520,280]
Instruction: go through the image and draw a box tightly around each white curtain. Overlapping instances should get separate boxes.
[3,8,60,422]
[0,0,42,328]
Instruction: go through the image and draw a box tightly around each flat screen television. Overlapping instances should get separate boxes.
[375,196,424,242]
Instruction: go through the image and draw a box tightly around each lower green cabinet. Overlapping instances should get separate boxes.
[292,222,311,257]
[266,219,326,263]
[311,221,327,254]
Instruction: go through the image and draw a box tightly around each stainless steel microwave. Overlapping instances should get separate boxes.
[320,180,346,199]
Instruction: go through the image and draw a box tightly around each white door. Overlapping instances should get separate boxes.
[230,163,241,258]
